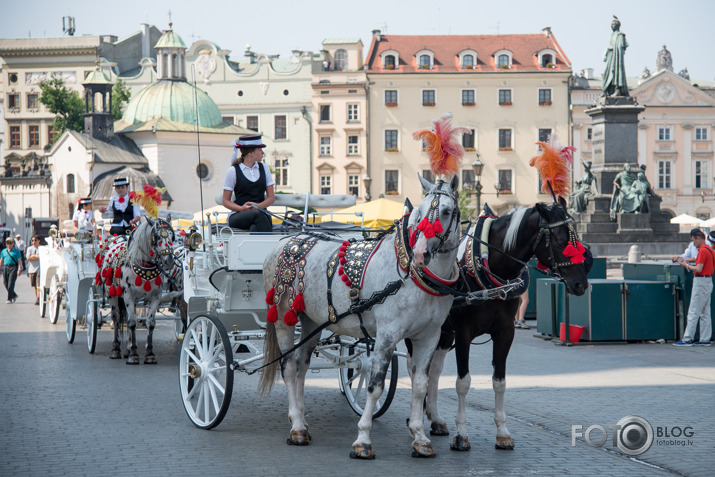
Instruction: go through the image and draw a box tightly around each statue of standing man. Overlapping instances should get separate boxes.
[601,16,630,97]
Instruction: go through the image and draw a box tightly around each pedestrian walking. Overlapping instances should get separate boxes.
[25,235,41,305]
[15,233,26,271]
[674,229,713,346]
[0,237,23,303]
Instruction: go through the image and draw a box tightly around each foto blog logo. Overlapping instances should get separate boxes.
[572,415,654,456]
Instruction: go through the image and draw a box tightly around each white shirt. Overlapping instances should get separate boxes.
[15,239,25,252]
[72,208,94,231]
[223,162,274,217]
[108,193,141,227]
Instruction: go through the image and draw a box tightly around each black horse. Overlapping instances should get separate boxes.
[419,200,590,451]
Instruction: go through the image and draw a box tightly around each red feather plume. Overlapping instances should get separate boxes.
[413,113,469,179]
[529,136,574,199]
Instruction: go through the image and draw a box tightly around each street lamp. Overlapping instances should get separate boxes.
[363,175,372,202]
[494,181,504,198]
[471,155,483,216]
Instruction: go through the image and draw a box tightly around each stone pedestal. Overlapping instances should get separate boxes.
[575,97,689,257]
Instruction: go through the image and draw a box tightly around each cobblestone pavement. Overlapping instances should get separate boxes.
[1,276,714,476]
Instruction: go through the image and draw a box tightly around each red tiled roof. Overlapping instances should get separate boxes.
[365,33,571,73]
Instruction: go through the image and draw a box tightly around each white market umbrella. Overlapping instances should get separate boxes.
[670,214,704,225]
[701,217,715,227]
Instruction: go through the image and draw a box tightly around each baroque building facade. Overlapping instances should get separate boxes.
[364,29,572,213]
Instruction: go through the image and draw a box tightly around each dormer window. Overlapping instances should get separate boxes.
[416,49,435,70]
[458,49,478,70]
[537,49,558,68]
[334,49,347,71]
[381,50,400,70]
[498,55,510,68]
[384,55,396,69]
[494,49,513,69]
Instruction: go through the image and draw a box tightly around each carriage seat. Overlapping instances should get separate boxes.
[214,193,358,232]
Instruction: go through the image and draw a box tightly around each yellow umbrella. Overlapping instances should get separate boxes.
[320,198,405,228]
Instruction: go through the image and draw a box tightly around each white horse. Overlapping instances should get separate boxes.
[97,217,182,364]
[259,174,461,459]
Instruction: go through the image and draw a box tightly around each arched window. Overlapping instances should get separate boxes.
[172,54,178,78]
[498,55,510,68]
[419,55,431,69]
[334,49,347,71]
[66,174,75,193]
[541,54,554,67]
[384,55,396,70]
[462,55,474,69]
[161,54,168,78]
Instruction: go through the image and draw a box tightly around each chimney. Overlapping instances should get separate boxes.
[141,23,150,59]
[372,29,381,42]
[542,27,552,38]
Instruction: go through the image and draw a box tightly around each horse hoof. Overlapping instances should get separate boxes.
[430,422,449,436]
[287,430,311,446]
[109,350,121,359]
[411,441,436,458]
[495,436,514,450]
[349,443,375,460]
[450,434,471,451]
[144,355,157,365]
[126,356,140,365]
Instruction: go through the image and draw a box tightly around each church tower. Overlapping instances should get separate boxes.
[155,23,187,81]
[82,65,114,141]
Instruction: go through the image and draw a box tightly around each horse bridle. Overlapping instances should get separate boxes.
[532,214,585,279]
[151,219,175,256]
[413,181,461,254]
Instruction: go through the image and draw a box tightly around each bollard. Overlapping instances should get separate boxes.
[627,244,641,263]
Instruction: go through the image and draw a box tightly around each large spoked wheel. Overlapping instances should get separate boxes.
[179,314,234,430]
[48,277,61,325]
[86,287,98,354]
[65,299,76,343]
[338,344,398,418]
[39,287,47,318]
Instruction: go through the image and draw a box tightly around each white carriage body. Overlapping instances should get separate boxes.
[61,239,99,322]
[38,237,67,291]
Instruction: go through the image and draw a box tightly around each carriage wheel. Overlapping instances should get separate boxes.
[65,301,76,343]
[86,288,98,354]
[48,277,61,325]
[39,287,47,318]
[179,314,234,429]
[338,344,398,418]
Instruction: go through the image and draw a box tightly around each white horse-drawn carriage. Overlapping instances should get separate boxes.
[178,193,402,429]
[38,211,189,355]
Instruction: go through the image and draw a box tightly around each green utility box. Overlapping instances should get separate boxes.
[567,279,677,341]
[525,257,607,319]
[535,278,566,336]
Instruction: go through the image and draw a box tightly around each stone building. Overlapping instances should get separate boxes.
[364,28,572,212]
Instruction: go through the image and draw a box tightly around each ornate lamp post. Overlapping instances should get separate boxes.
[472,155,483,216]
[494,181,504,198]
[363,175,372,202]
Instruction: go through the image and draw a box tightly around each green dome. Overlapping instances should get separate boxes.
[121,80,222,128]
[155,30,187,49]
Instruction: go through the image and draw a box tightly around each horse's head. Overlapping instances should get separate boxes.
[408,173,461,268]
[151,217,176,264]
[127,217,175,265]
[533,200,590,296]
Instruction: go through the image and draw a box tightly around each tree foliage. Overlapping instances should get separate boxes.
[38,76,84,136]
[112,78,131,120]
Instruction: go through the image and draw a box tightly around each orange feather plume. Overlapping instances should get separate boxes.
[129,183,166,218]
[413,113,470,179]
[529,137,575,199]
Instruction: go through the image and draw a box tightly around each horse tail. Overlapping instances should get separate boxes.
[258,321,280,397]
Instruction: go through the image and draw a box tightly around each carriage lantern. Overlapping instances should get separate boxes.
[363,175,372,202]
[187,225,202,251]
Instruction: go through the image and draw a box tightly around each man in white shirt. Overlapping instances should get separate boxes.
[672,228,713,264]
[73,197,95,232]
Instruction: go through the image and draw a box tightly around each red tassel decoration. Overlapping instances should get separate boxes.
[432,218,443,235]
[114,268,122,278]
[108,286,116,297]
[101,268,108,278]
[283,309,298,327]
[143,281,152,292]
[293,292,305,313]
[105,276,112,286]
[116,287,123,297]
[266,304,278,323]
[95,272,101,285]
[265,287,275,305]
[155,276,162,286]
[149,251,154,257]
[537,261,550,271]
[409,227,418,248]
[338,266,344,276]
[135,276,143,287]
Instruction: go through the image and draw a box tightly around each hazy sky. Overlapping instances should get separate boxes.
[2,0,714,82]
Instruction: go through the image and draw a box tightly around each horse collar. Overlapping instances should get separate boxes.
[395,215,459,296]
[132,261,160,281]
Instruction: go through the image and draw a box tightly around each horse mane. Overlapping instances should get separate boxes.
[127,219,154,263]
[502,207,529,252]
